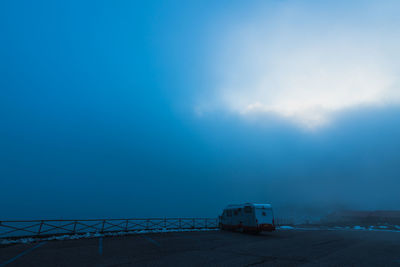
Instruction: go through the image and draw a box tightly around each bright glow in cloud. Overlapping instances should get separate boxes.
[205,1,400,129]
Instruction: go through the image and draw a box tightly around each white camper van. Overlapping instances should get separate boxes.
[219,203,275,233]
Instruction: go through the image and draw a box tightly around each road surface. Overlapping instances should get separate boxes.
[1,229,400,266]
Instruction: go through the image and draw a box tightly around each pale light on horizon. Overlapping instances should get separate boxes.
[202,1,400,130]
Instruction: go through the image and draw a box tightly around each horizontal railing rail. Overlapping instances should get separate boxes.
[0,218,219,239]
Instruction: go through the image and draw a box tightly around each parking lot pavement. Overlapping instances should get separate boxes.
[1,229,400,266]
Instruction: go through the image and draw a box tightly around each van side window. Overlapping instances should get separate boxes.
[227,210,232,217]
[244,206,252,213]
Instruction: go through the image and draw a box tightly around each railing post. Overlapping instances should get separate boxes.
[192,218,195,229]
[101,220,105,233]
[205,218,207,229]
[73,221,77,234]
[146,219,149,230]
[164,218,167,229]
[125,219,129,232]
[179,218,181,229]
[38,220,44,235]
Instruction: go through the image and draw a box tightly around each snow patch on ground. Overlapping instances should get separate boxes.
[278,226,295,230]
[278,225,400,233]
[0,228,219,245]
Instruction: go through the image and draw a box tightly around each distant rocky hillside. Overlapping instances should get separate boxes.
[321,210,400,226]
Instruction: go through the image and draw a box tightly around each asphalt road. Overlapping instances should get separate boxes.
[1,229,400,266]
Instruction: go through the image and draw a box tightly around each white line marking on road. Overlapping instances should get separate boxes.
[0,242,47,267]
[142,236,161,247]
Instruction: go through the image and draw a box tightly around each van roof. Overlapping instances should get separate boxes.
[225,203,272,209]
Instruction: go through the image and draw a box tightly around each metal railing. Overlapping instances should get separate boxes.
[0,218,219,239]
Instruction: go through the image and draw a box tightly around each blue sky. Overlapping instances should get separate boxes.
[1,0,400,219]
